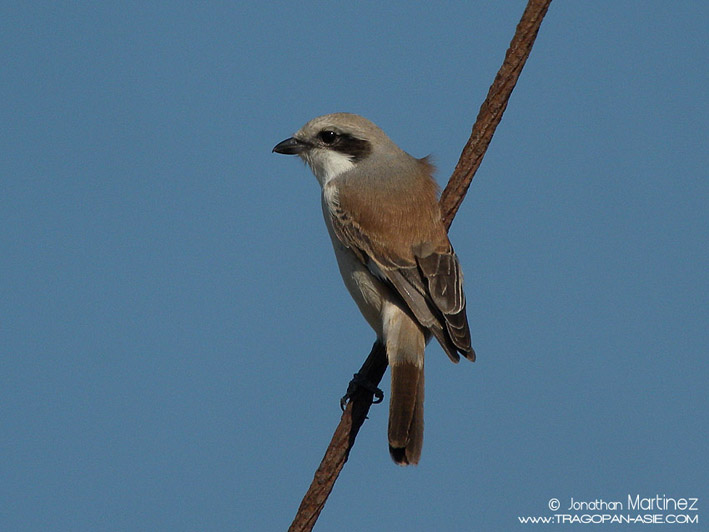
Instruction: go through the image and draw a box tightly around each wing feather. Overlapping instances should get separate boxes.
[327,189,474,362]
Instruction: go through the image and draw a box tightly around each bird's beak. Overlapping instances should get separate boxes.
[272,137,309,155]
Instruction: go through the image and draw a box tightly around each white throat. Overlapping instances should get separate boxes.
[303,149,356,187]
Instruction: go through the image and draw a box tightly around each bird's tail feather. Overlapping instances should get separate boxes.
[385,308,425,465]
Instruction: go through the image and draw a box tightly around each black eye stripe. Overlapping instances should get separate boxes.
[332,134,371,162]
[317,130,371,162]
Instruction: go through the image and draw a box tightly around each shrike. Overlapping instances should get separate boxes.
[273,113,475,465]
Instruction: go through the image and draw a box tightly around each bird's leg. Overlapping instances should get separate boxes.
[340,373,384,411]
[339,340,387,411]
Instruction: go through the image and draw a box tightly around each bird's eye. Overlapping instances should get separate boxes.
[318,130,338,145]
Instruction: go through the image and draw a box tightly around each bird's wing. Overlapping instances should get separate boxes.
[326,184,474,362]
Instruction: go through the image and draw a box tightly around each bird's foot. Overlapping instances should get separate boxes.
[340,372,384,410]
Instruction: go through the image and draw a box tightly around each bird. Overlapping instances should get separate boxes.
[273,113,474,465]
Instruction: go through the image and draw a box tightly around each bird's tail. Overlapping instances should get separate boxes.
[385,307,425,465]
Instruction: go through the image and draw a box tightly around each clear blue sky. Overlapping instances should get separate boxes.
[2,2,707,530]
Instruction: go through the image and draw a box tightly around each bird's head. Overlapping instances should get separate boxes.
[273,113,403,186]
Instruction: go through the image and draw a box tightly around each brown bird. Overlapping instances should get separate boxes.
[274,113,474,465]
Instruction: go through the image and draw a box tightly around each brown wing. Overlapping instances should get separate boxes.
[326,179,474,362]
[416,250,474,360]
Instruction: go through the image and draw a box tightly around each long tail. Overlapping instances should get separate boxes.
[384,306,425,465]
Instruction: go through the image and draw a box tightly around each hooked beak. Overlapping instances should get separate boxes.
[272,137,310,155]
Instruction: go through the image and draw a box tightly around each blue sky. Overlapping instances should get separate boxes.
[1,2,707,530]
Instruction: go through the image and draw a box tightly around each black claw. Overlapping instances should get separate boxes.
[340,372,384,410]
[372,388,384,404]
